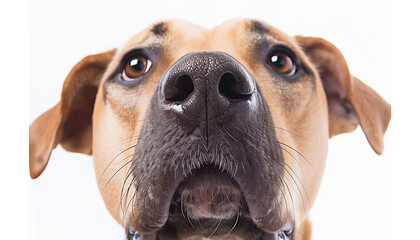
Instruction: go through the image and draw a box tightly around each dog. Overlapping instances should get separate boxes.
[29,19,391,240]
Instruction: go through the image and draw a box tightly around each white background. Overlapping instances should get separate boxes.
[0,0,418,239]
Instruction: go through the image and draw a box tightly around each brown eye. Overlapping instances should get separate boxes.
[267,51,296,75]
[122,56,152,81]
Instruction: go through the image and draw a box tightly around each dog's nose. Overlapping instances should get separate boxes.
[160,52,256,120]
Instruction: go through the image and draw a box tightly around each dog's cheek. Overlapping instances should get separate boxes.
[291,96,329,221]
[92,94,140,224]
[262,77,329,221]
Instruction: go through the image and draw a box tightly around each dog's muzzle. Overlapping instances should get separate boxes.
[127,52,292,239]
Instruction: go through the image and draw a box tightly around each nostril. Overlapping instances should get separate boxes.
[218,73,252,100]
[165,75,194,102]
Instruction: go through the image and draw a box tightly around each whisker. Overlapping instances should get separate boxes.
[198,217,205,231]
[281,147,304,176]
[208,219,222,238]
[280,161,308,210]
[124,183,141,222]
[187,213,195,229]
[283,160,312,208]
[225,212,240,237]
[101,159,133,193]
[133,175,154,226]
[124,166,153,222]
[277,141,318,175]
[114,135,141,147]
[281,172,296,221]
[99,145,137,184]
[276,141,312,208]
[274,126,305,139]
[277,178,290,218]
[122,178,136,225]
[120,162,137,214]
[180,192,186,219]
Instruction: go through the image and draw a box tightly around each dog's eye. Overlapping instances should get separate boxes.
[122,55,152,81]
[267,51,296,75]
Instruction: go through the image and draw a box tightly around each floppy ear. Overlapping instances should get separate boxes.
[295,36,390,155]
[29,49,116,179]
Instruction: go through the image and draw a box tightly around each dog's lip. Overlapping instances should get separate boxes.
[130,162,289,235]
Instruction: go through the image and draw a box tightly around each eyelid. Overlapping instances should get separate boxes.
[267,44,298,62]
[120,49,150,68]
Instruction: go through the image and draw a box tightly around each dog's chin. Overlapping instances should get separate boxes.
[170,164,246,220]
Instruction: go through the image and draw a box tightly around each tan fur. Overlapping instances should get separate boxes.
[29,19,390,239]
[295,218,312,240]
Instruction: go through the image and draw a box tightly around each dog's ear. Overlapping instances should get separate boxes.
[295,36,390,155]
[29,49,116,179]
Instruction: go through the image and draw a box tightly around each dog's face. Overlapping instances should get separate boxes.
[29,19,390,240]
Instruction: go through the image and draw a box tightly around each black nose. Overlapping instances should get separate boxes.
[160,52,256,120]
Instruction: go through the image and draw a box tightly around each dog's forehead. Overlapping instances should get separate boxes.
[103,19,313,83]
[120,19,299,52]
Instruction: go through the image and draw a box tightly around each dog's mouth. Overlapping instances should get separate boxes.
[126,162,294,240]
[156,164,281,239]
[170,164,246,221]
